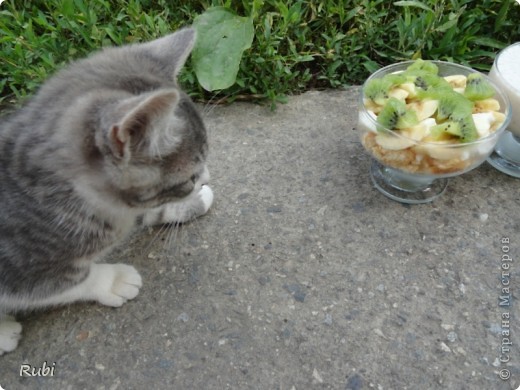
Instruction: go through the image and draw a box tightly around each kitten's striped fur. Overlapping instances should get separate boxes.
[0,28,213,355]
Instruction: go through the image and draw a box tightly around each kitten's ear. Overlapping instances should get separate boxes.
[109,90,179,160]
[141,28,197,79]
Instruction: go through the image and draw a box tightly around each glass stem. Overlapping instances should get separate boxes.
[383,166,434,192]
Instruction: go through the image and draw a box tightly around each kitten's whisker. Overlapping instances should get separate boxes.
[168,222,179,248]
[164,221,182,254]
[201,92,232,119]
[202,102,219,119]
[201,92,220,116]
[143,223,169,256]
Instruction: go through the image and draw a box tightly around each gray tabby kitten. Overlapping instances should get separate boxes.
[0,28,213,355]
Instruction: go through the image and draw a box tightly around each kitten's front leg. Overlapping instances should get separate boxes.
[0,316,22,355]
[86,264,143,307]
[142,185,214,226]
[0,264,141,355]
[39,263,143,308]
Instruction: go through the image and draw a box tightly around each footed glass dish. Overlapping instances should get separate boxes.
[358,60,512,204]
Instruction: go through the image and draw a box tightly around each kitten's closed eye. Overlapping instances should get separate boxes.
[120,165,208,208]
[157,167,209,203]
[119,181,192,207]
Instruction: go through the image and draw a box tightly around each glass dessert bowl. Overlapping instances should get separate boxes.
[358,60,512,204]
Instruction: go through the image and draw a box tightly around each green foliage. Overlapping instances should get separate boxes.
[1,0,519,107]
[0,0,187,105]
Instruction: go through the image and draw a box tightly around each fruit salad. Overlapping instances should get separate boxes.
[359,59,508,175]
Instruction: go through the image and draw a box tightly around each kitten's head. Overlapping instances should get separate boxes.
[66,29,209,209]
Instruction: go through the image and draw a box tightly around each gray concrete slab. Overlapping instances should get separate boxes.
[1,88,519,390]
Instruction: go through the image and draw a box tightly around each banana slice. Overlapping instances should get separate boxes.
[359,110,378,133]
[402,118,436,141]
[407,99,439,121]
[490,111,506,132]
[399,82,418,98]
[375,133,415,150]
[417,142,470,161]
[364,98,384,114]
[472,112,495,138]
[444,75,467,88]
[388,87,409,101]
[473,98,500,113]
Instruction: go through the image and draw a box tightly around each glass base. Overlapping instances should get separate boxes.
[486,131,520,178]
[370,160,448,204]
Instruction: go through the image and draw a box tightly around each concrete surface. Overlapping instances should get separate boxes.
[1,88,519,390]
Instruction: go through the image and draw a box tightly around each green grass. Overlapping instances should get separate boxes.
[1,0,519,107]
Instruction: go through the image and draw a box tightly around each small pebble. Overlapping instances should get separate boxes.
[447,331,458,343]
[323,313,333,326]
[479,213,489,222]
[312,368,323,383]
[488,323,502,334]
[345,373,364,390]
[374,328,388,339]
[76,331,91,341]
[177,312,189,322]
[439,342,451,353]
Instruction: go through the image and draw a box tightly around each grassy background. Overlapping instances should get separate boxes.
[1,0,519,107]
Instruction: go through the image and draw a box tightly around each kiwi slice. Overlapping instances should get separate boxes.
[464,73,495,101]
[430,121,462,139]
[364,74,408,105]
[436,91,473,122]
[376,97,419,131]
[453,116,479,142]
[404,71,451,95]
[433,89,479,143]
[385,73,408,85]
[413,73,438,91]
[406,59,439,75]
[364,78,392,106]
[430,117,478,143]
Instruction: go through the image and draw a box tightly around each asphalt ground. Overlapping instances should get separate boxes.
[1,88,519,390]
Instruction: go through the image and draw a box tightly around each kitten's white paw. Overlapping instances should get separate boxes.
[92,264,143,307]
[199,185,214,214]
[0,316,22,355]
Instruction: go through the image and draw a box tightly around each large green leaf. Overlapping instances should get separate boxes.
[192,7,254,91]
